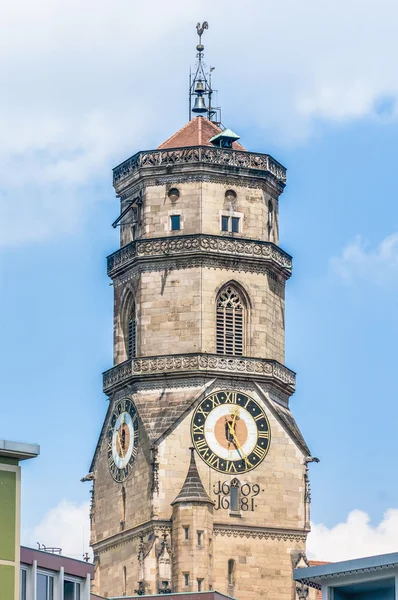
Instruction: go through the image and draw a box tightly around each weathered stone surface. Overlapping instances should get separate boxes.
[90,124,312,600]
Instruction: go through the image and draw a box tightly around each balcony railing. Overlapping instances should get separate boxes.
[103,353,296,396]
[107,234,292,279]
[113,146,287,186]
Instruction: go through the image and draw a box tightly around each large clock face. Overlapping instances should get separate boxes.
[191,390,270,474]
[107,398,139,482]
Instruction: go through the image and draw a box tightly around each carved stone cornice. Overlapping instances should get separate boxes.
[214,522,308,542]
[113,146,286,196]
[103,353,296,396]
[92,519,172,555]
[107,234,292,281]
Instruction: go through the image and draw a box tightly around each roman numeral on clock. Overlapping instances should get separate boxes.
[192,423,204,435]
[252,445,267,460]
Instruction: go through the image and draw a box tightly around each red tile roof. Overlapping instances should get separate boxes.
[157,116,246,151]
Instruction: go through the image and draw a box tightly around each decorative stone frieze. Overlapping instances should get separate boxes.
[107,233,292,280]
[214,523,308,542]
[103,353,296,396]
[113,145,286,190]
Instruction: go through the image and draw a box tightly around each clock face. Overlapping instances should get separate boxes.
[107,398,139,482]
[191,390,270,474]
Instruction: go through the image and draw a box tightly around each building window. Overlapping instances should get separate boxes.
[220,215,241,233]
[184,526,189,540]
[168,188,180,202]
[121,486,126,525]
[20,569,27,600]
[128,304,136,359]
[216,285,245,356]
[197,579,204,592]
[123,566,127,596]
[197,531,203,546]
[184,573,190,587]
[221,215,229,232]
[228,559,235,586]
[231,217,240,233]
[268,199,273,230]
[170,215,181,231]
[230,478,240,512]
[225,189,237,202]
[64,581,81,600]
[37,574,54,600]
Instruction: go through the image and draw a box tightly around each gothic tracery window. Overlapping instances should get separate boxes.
[216,286,245,356]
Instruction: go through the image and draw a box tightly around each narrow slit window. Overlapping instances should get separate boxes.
[197,531,203,546]
[170,215,181,231]
[230,478,240,512]
[228,559,235,586]
[128,305,136,359]
[216,286,245,356]
[184,526,189,540]
[184,573,190,587]
[197,579,203,592]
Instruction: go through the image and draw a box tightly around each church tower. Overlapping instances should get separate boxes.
[88,23,314,600]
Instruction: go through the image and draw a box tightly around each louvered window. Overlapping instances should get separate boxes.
[128,307,136,359]
[216,286,244,356]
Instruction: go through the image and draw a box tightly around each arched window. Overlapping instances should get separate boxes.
[228,559,235,586]
[216,286,245,356]
[230,478,240,513]
[128,304,136,359]
[123,566,127,596]
[268,199,273,230]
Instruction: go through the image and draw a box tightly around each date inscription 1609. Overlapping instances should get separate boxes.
[213,480,263,512]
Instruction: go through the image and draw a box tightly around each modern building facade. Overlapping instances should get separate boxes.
[20,546,94,600]
[0,440,39,600]
[294,553,398,600]
[87,25,316,600]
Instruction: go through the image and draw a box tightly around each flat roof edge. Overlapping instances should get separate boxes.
[294,552,398,582]
[0,440,40,461]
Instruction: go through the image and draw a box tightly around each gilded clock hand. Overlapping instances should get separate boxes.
[117,426,125,459]
[226,419,252,468]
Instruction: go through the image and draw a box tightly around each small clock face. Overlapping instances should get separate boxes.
[107,398,139,482]
[191,390,270,474]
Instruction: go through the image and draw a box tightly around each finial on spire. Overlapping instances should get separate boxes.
[189,22,221,125]
[196,21,208,49]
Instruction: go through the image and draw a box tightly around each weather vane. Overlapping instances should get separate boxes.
[196,21,208,47]
[189,21,221,125]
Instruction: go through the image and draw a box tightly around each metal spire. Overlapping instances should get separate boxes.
[189,22,221,124]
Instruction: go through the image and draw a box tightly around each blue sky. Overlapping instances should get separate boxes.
[1,0,398,561]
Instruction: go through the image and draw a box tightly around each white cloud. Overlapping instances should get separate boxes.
[308,508,398,562]
[3,0,398,245]
[330,233,398,283]
[23,500,398,564]
[22,500,91,561]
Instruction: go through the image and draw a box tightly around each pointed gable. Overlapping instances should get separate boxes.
[158,116,246,151]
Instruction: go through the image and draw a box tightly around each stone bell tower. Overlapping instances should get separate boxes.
[87,22,315,600]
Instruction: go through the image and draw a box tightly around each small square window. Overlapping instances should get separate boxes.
[231,217,240,233]
[184,526,189,540]
[221,216,229,232]
[170,215,181,231]
[184,573,190,587]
